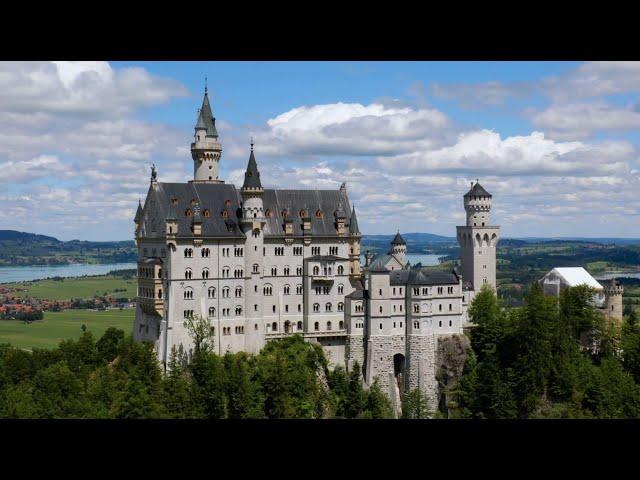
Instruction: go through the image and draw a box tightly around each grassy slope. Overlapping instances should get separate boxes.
[3,275,136,301]
[0,309,135,350]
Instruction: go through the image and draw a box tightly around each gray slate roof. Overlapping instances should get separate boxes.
[349,206,360,234]
[242,149,262,190]
[195,92,218,137]
[465,182,491,198]
[391,232,406,245]
[134,200,143,222]
[262,188,352,237]
[148,182,353,239]
[389,268,460,286]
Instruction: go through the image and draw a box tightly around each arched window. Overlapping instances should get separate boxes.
[223,287,230,298]
[208,287,216,298]
[339,320,344,329]
[338,302,344,312]
[315,209,323,218]
[284,284,290,295]
[327,321,332,331]
[338,284,344,294]
[185,269,192,279]
[157,289,162,299]
[314,322,319,331]
[297,321,303,330]
[263,284,273,296]
[235,287,243,298]
[313,266,319,275]
[252,264,259,274]
[325,302,332,312]
[284,266,290,276]
[271,322,277,332]
[313,303,320,312]
[202,268,209,279]
[337,265,344,275]
[208,307,216,317]
[183,288,193,300]
[235,306,243,315]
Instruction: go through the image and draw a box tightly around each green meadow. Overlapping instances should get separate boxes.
[4,275,136,301]
[0,309,135,350]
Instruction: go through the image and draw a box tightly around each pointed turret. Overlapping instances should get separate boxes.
[195,88,218,138]
[349,206,360,235]
[391,231,406,245]
[134,200,143,223]
[242,141,263,191]
[191,84,223,183]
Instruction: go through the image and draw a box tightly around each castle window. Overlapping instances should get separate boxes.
[235,306,243,315]
[271,267,277,276]
[338,284,344,294]
[313,266,320,276]
[203,209,210,218]
[297,321,303,330]
[414,321,419,329]
[208,287,216,298]
[223,287,230,298]
[339,321,344,329]
[439,321,442,327]
[414,304,419,313]
[449,304,452,311]
[202,268,209,279]
[327,321,332,331]
[183,288,193,300]
[338,265,344,275]
[325,302,332,312]
[314,322,319,331]
[284,285,290,295]
[263,285,273,296]
[298,304,301,312]
[253,264,259,274]
[284,266,290,275]
[222,267,230,278]
[235,287,243,298]
[338,302,344,312]
[285,305,289,313]
[297,266,302,275]
[208,307,216,317]
[313,303,320,312]
[185,269,192,279]
[380,323,383,330]
[315,210,323,219]
[439,304,442,311]
[185,209,192,217]
[299,210,306,218]
[184,248,193,258]
[157,289,162,299]
[449,320,452,326]
[379,306,382,313]
[265,209,272,217]
[221,210,228,218]
[296,284,303,295]
[272,322,277,331]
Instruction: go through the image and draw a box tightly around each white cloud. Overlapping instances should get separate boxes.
[531,103,640,140]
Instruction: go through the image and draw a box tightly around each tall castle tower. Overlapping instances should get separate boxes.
[389,231,407,266]
[456,181,500,291]
[239,141,267,353]
[191,86,223,183]
[604,279,624,323]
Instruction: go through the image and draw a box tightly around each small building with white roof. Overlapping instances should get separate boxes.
[540,267,605,307]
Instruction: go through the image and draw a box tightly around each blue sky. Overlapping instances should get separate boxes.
[0,61,638,240]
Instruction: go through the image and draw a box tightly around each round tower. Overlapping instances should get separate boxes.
[191,84,223,183]
[604,279,624,323]
[464,180,492,227]
[239,141,266,354]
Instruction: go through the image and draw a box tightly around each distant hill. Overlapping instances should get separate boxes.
[0,230,136,266]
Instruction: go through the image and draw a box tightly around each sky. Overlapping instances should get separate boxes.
[0,61,639,241]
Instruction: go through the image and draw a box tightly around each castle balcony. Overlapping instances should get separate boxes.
[311,274,335,283]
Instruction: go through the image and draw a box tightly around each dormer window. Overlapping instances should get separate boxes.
[221,210,228,218]
[265,209,272,217]
[203,209,210,218]
[171,198,178,205]
[299,210,307,218]
[315,210,323,219]
[185,209,192,217]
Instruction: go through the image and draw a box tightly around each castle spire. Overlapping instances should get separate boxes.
[191,87,223,183]
[134,199,143,223]
[242,140,262,190]
[349,205,360,235]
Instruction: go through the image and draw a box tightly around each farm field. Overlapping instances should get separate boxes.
[2,274,136,301]
[0,309,135,350]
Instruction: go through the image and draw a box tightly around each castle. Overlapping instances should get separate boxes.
[133,89,499,410]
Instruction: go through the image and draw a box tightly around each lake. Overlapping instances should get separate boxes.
[0,263,137,284]
[596,272,640,281]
